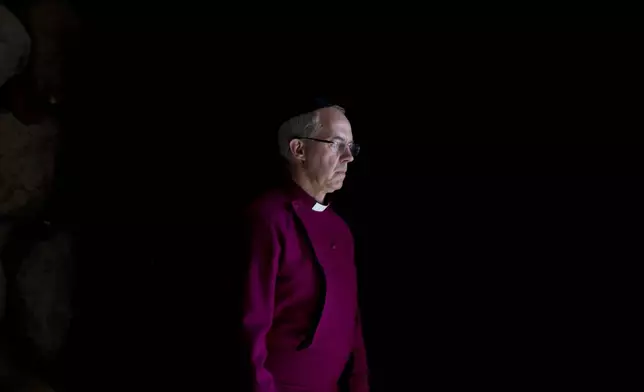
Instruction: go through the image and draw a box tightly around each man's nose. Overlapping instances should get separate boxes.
[342,150,354,163]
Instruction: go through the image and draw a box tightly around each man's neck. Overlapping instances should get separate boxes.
[291,172,326,204]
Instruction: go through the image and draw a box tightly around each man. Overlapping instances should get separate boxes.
[0,0,30,329]
[243,105,368,392]
[1,4,69,391]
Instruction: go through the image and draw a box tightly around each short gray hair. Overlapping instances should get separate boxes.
[277,105,345,160]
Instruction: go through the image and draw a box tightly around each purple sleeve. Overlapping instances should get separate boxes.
[350,311,370,392]
[242,214,281,392]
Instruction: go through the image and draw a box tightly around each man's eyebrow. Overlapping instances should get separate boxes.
[331,136,351,142]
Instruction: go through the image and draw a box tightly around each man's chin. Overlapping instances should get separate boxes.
[327,180,345,193]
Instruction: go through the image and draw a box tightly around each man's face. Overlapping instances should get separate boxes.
[303,108,355,194]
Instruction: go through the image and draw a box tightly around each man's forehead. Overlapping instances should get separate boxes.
[317,121,352,141]
[317,109,353,140]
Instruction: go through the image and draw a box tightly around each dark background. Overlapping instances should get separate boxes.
[5,10,640,390]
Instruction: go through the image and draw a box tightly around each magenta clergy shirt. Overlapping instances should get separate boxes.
[243,181,369,392]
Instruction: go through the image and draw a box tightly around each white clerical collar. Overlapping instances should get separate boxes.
[312,202,328,212]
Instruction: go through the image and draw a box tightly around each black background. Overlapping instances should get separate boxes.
[49,28,643,391]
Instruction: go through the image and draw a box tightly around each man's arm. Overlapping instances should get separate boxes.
[349,311,370,392]
[242,213,281,392]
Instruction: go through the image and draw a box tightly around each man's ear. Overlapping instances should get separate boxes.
[289,139,305,161]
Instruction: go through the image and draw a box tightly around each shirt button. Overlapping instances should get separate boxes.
[331,243,336,250]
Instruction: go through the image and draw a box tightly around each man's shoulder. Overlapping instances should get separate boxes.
[245,187,292,224]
